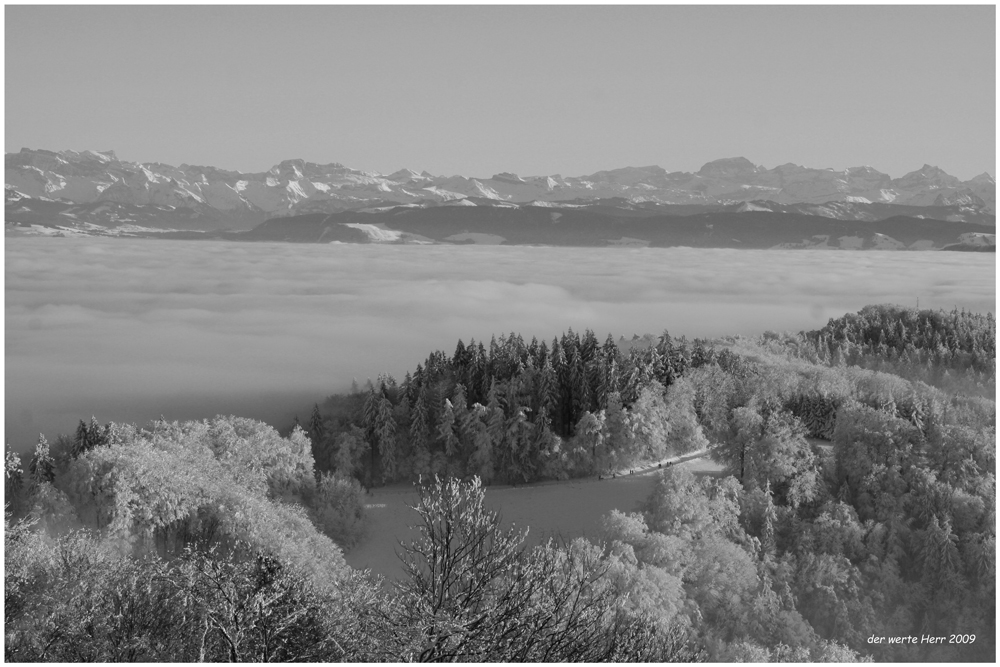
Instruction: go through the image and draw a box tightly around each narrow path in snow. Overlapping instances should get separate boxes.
[607,447,713,479]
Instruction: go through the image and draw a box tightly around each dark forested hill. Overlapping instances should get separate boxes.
[8,180,995,248]
[233,205,995,250]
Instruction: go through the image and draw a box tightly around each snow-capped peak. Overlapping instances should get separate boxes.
[471,179,506,200]
[492,172,526,184]
[388,168,424,181]
[736,200,773,213]
[84,150,117,162]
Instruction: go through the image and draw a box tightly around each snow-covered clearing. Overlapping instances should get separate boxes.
[343,222,403,242]
[345,453,723,581]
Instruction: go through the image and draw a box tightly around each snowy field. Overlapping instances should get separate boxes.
[346,454,726,582]
[5,237,995,449]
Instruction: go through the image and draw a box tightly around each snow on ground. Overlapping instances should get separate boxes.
[44,175,67,193]
[343,222,402,242]
[472,179,505,200]
[529,200,588,208]
[838,235,864,249]
[344,452,722,581]
[957,232,996,246]
[607,237,650,247]
[870,233,905,250]
[111,224,178,234]
[807,235,834,248]
[7,222,178,238]
[8,224,90,237]
[422,186,467,201]
[286,180,308,202]
[772,235,845,250]
[806,205,841,219]
[736,201,773,212]
[609,448,713,478]
[359,206,400,214]
[444,232,506,245]
[177,188,205,204]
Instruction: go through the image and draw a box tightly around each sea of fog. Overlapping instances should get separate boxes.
[5,238,995,450]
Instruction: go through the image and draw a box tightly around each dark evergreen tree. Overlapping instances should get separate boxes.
[309,404,325,447]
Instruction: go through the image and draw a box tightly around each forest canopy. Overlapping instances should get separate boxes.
[5,304,994,662]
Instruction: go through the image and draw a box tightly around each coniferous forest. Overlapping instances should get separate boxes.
[4,304,995,662]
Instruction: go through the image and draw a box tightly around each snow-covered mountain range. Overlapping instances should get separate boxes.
[5,149,995,232]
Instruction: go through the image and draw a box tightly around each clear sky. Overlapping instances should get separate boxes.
[5,5,995,180]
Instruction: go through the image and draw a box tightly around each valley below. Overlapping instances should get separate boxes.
[5,237,994,450]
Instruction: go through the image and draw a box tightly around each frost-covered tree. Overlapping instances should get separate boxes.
[663,377,709,455]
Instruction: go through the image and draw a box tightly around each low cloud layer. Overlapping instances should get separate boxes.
[6,238,994,449]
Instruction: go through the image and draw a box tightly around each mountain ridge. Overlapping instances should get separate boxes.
[7,148,995,231]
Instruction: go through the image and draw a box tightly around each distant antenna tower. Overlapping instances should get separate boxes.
[916,297,920,310]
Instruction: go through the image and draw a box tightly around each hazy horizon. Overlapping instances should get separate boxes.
[6,5,995,180]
